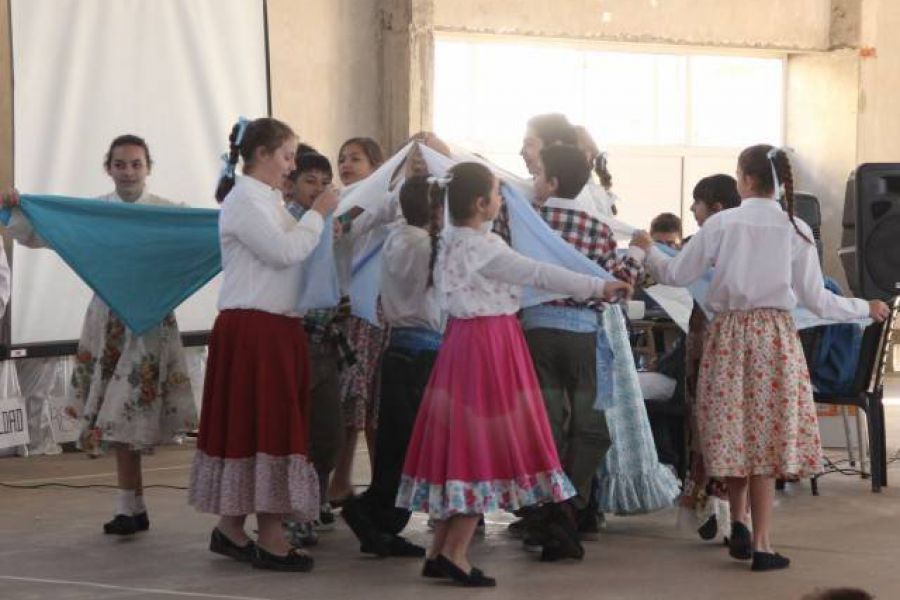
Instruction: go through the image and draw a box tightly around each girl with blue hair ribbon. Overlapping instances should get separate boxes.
[2,135,197,536]
[189,118,339,572]
[632,144,890,571]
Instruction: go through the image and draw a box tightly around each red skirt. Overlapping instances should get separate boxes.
[188,309,319,519]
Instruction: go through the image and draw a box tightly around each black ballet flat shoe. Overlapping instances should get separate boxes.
[435,555,496,587]
[422,558,448,579]
[697,514,717,541]
[387,535,426,557]
[342,497,390,557]
[134,512,150,532]
[252,545,315,572]
[209,528,255,563]
[751,551,791,572]
[728,522,752,560]
[104,514,138,535]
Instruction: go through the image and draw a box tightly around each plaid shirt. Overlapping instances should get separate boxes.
[538,204,644,313]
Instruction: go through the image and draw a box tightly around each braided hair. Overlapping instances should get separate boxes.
[737,144,811,244]
[215,117,296,203]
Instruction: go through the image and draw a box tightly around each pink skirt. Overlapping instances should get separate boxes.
[697,309,823,479]
[396,315,575,519]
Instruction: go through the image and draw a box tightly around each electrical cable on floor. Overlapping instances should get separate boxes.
[0,482,188,490]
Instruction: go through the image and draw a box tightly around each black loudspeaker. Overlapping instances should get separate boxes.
[839,163,900,300]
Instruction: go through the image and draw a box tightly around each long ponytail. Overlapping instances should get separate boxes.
[770,149,812,244]
[738,144,812,244]
[426,181,445,288]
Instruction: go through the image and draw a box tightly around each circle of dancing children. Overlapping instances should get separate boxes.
[394,162,632,587]
[2,135,197,536]
[188,118,339,571]
[631,144,891,571]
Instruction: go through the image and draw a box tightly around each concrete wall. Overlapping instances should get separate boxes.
[786,50,860,285]
[433,0,833,50]
[857,0,900,162]
[267,0,385,163]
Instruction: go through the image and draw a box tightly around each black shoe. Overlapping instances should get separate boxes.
[435,555,496,587]
[104,514,138,535]
[209,528,256,563]
[728,522,752,560]
[422,558,448,579]
[252,545,314,572]
[576,508,600,541]
[751,551,791,572]
[343,497,392,557]
[507,517,527,538]
[387,535,426,557]
[697,514,717,541]
[540,504,584,562]
[134,512,150,532]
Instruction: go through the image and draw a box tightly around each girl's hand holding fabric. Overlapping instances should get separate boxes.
[630,230,652,251]
[869,300,891,322]
[312,186,339,217]
[1,188,20,208]
[600,280,633,302]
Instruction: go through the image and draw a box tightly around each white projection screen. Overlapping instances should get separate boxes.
[8,0,269,349]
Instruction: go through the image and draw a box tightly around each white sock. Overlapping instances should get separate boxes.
[116,490,136,516]
[133,494,147,514]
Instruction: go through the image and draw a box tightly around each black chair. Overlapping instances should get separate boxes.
[810,302,895,494]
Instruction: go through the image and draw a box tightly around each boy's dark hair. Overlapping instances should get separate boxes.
[215,117,296,203]
[693,174,740,210]
[105,134,152,169]
[527,113,578,147]
[650,212,682,236]
[539,144,590,199]
[289,144,332,182]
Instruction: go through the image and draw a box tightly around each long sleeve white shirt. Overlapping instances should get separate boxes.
[644,197,869,321]
[380,222,444,331]
[217,176,324,315]
[437,226,608,318]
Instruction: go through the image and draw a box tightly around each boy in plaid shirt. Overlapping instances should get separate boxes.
[521,144,645,556]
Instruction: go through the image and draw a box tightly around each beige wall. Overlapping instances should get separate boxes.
[786,50,860,285]
[857,0,900,161]
[433,0,833,50]
[267,0,385,164]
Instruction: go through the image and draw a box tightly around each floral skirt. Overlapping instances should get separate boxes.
[697,308,823,479]
[188,309,319,519]
[396,315,575,519]
[69,296,196,455]
[340,315,388,430]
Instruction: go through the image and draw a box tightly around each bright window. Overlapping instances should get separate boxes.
[433,36,784,233]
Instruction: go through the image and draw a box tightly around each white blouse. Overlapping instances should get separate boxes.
[217,176,324,316]
[437,226,608,319]
[644,197,869,321]
[380,222,443,332]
